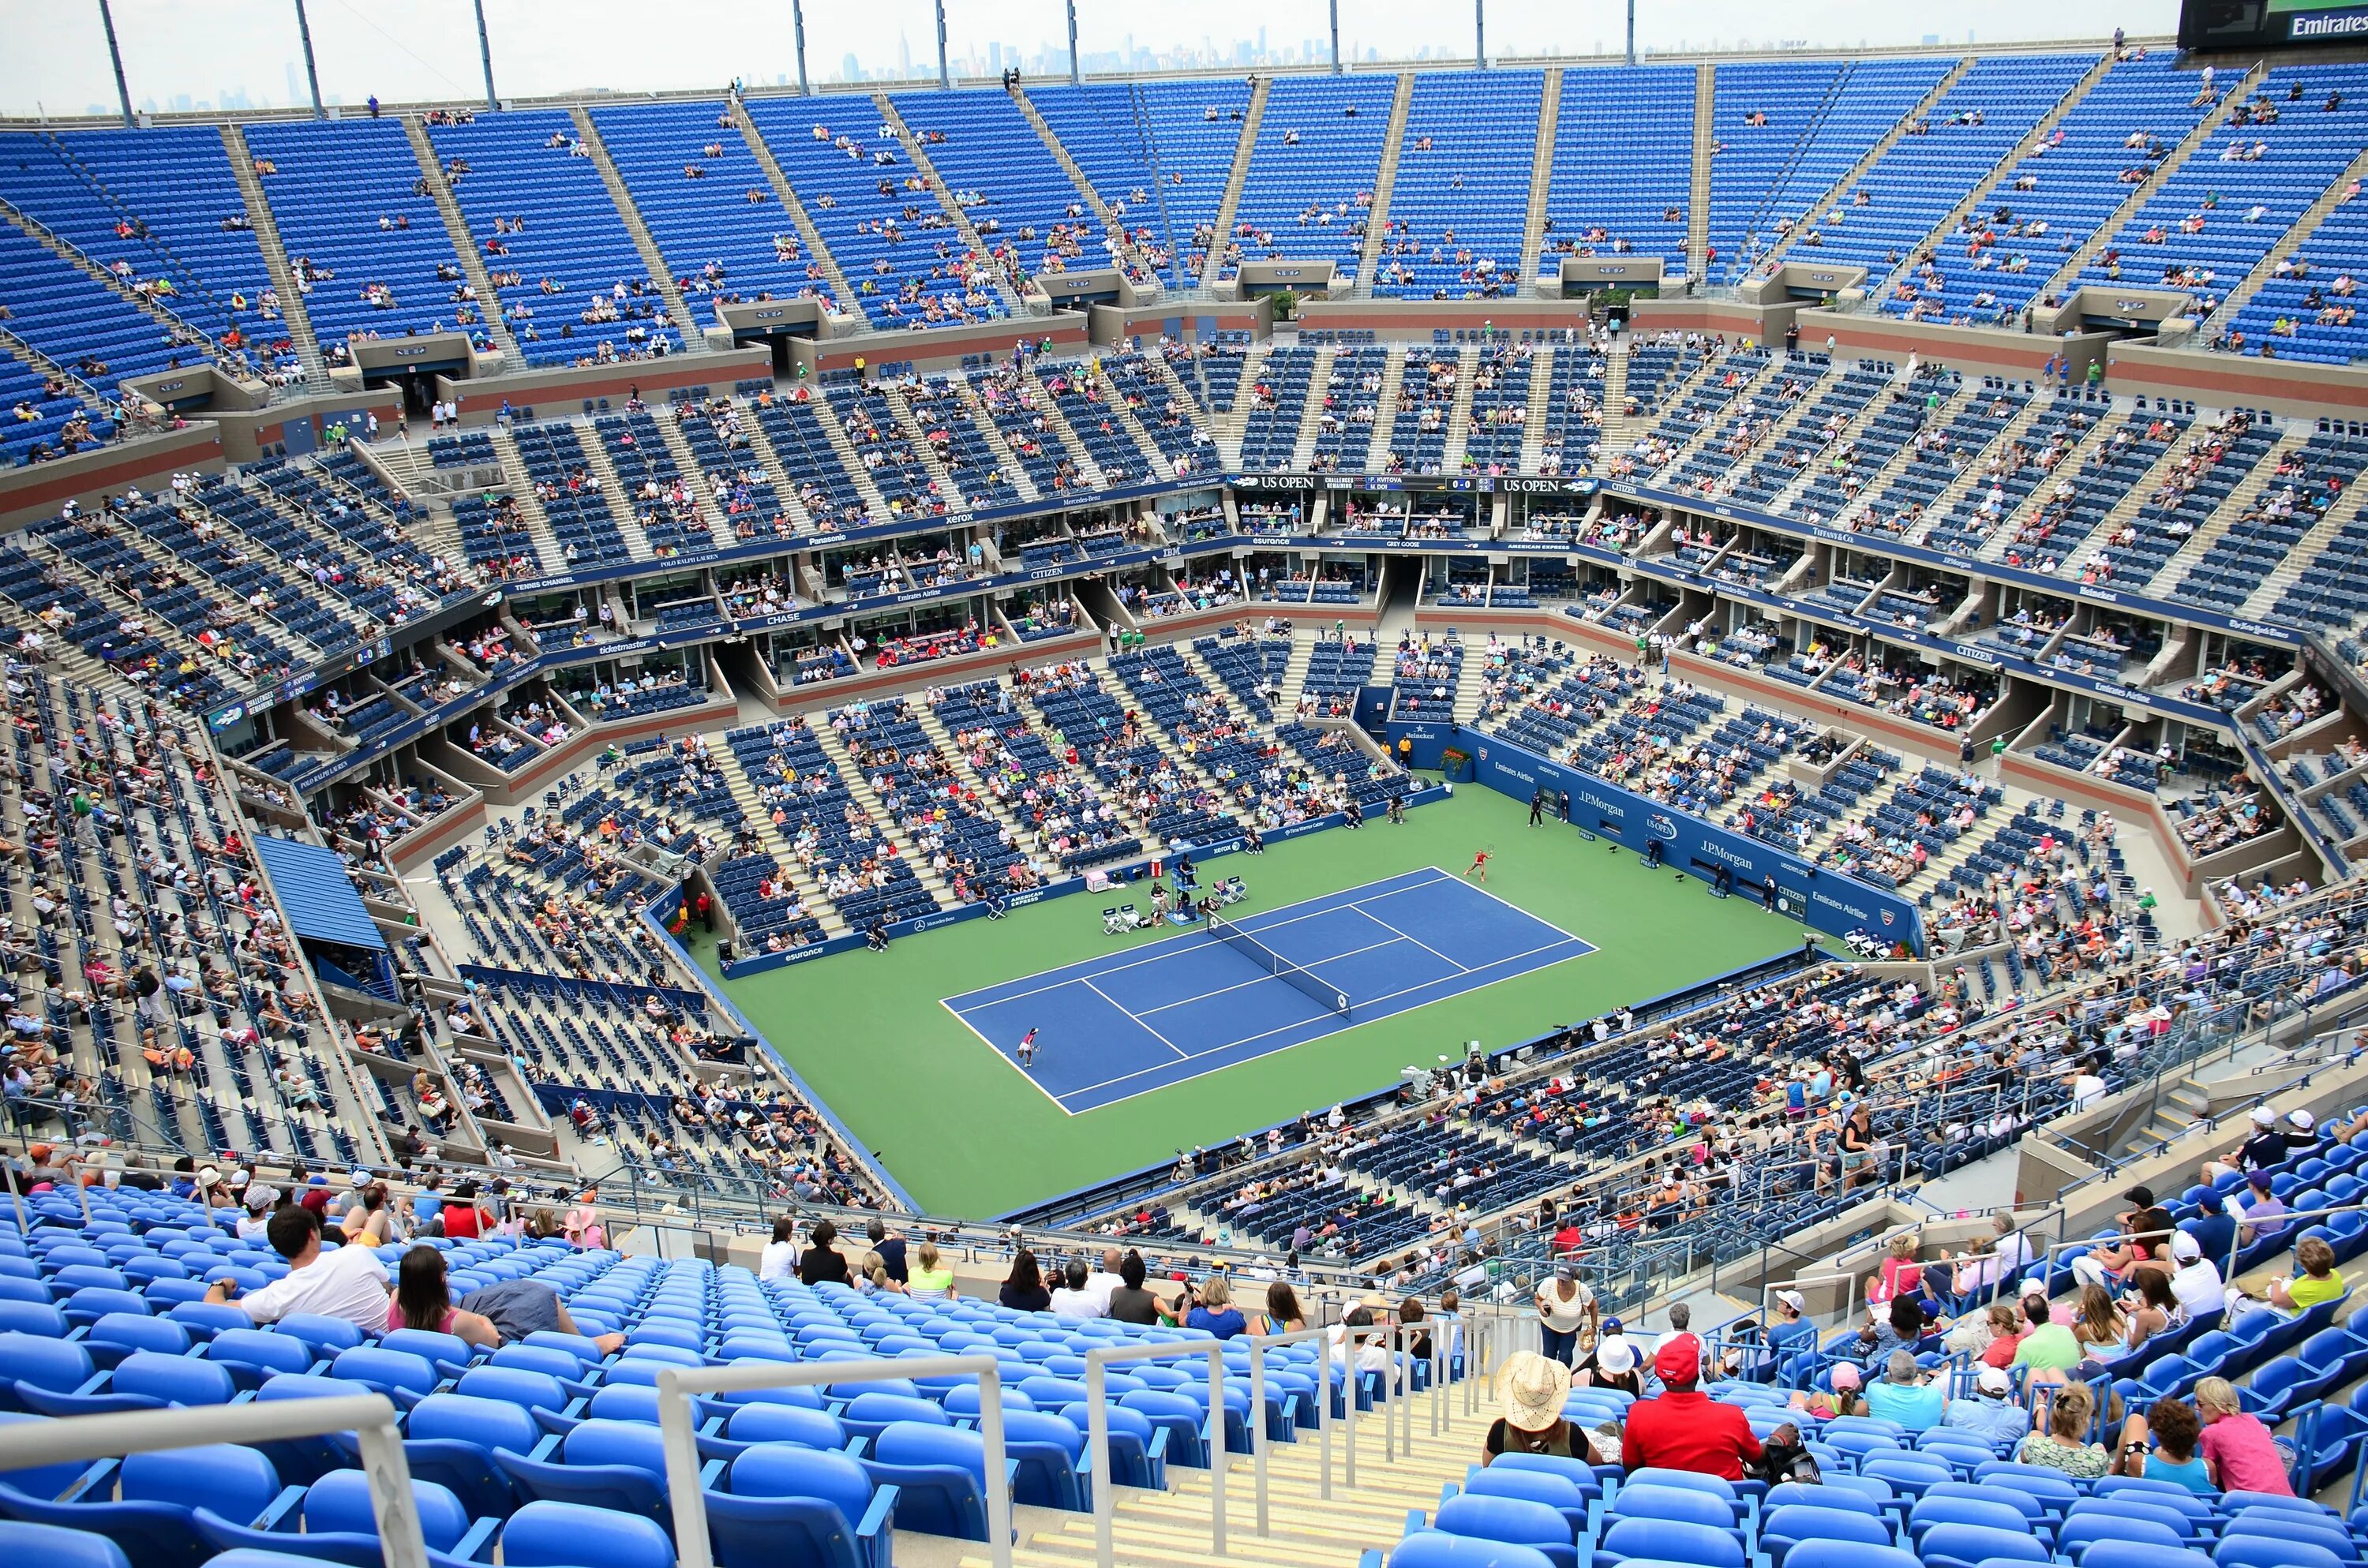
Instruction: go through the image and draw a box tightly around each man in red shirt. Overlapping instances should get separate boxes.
[1621,1334,1763,1480]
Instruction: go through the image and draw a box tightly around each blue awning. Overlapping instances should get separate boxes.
[252,835,387,952]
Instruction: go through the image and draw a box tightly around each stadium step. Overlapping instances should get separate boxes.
[1974,401,2119,564]
[2205,143,2368,338]
[2141,423,2312,593]
[1023,361,1113,488]
[872,92,1025,316]
[1354,73,1419,293]
[1863,48,2117,308]
[2240,461,2368,619]
[807,720,959,909]
[1899,385,2057,550]
[400,114,524,367]
[1517,67,1566,290]
[1289,346,1341,469]
[1274,638,1315,717]
[946,376,1046,504]
[806,392,897,518]
[218,122,328,381]
[1687,62,1714,279]
[720,757,850,935]
[1360,347,1412,473]
[1755,54,1974,273]
[0,192,246,387]
[1087,357,1184,481]
[650,404,738,537]
[567,105,708,354]
[734,395,827,533]
[878,382,972,511]
[1439,345,1482,473]
[1515,342,1562,473]
[1212,341,1270,467]
[1598,341,1635,449]
[1202,77,1272,290]
[2033,62,2265,302]
[729,97,861,320]
[1156,350,1215,425]
[1010,84,1152,295]
[571,423,661,563]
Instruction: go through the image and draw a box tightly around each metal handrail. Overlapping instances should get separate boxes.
[655,1352,1014,1568]
[1083,1338,1227,1568]
[0,1391,425,1568]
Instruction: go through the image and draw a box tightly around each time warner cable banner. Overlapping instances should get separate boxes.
[1385,720,1927,956]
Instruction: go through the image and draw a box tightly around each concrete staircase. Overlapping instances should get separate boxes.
[1021,363,1111,488]
[1361,348,1411,472]
[879,384,971,511]
[806,720,958,908]
[1212,343,1271,468]
[1010,84,1145,290]
[401,116,523,365]
[1354,73,1420,293]
[1756,57,1975,271]
[573,426,661,565]
[718,756,850,936]
[1090,361,1182,481]
[1288,345,1343,468]
[652,405,735,538]
[1438,346,1482,471]
[1516,344,1565,471]
[1688,62,1715,278]
[1272,638,1316,717]
[2203,145,2368,337]
[2239,456,2368,619]
[2140,425,2311,593]
[1644,351,1793,484]
[871,93,1025,314]
[484,427,570,567]
[1901,390,2058,548]
[1974,410,2119,563]
[955,1374,1501,1568]
[1863,51,2119,305]
[947,378,1045,504]
[0,194,238,376]
[1200,77,1272,290]
[729,98,859,316]
[1598,342,1635,448]
[810,395,896,517]
[736,402,825,534]
[2033,65,2263,302]
[1516,68,1566,289]
[219,124,327,380]
[568,107,706,353]
[1769,376,1966,518]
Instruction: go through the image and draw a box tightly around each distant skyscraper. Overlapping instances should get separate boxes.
[284,62,302,108]
[842,51,863,82]
[897,33,912,74]
[989,41,1002,69]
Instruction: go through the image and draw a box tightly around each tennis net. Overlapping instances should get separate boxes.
[1208,914,1352,1020]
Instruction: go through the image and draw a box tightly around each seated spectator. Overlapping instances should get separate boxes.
[1946,1364,2030,1444]
[2114,1394,2215,1492]
[1622,1334,1762,1478]
[2194,1375,2293,1495]
[1186,1274,1248,1338]
[2263,1233,2345,1316]
[1483,1351,1609,1465]
[1864,1349,1945,1431]
[204,1205,388,1332]
[2018,1382,2111,1477]
[389,1245,500,1349]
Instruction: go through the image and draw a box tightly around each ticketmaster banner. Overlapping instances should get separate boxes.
[1388,720,1925,954]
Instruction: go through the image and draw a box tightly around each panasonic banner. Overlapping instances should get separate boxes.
[1387,720,1926,956]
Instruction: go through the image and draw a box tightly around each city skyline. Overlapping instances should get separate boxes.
[9,0,2178,120]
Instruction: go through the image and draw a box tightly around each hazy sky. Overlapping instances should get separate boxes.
[4,0,2179,118]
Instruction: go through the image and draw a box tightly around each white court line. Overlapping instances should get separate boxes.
[1344,896,1469,975]
[942,866,1452,1011]
[1133,933,1410,1019]
[1055,930,1596,1101]
[935,997,1081,1117]
[1085,978,1189,1059]
[1444,870,1590,944]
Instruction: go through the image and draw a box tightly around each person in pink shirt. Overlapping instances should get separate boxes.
[2195,1376,2294,1495]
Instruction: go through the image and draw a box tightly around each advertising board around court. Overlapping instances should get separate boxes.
[1384,719,1927,956]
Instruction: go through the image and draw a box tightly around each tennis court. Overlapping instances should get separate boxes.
[942,866,1596,1113]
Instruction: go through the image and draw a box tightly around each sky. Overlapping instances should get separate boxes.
[3,0,2181,118]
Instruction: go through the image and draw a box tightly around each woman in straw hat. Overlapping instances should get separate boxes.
[1486,1350,1609,1465]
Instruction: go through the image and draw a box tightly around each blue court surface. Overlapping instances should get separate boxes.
[942,867,1596,1113]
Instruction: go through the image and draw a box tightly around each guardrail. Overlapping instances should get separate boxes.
[655,1352,1015,1568]
[0,1391,427,1568]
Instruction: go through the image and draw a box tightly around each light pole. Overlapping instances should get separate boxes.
[473,0,497,111]
[792,0,810,94]
[1329,0,1342,72]
[293,0,325,118]
[935,0,950,87]
[1627,0,1637,66]
[1066,0,1081,84]
[98,0,133,127]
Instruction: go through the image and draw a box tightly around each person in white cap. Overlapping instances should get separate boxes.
[1945,1364,2029,1444]
[2167,1228,2227,1316]
[2201,1104,2309,1184]
[1767,1289,1819,1363]
[235,1183,279,1243]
